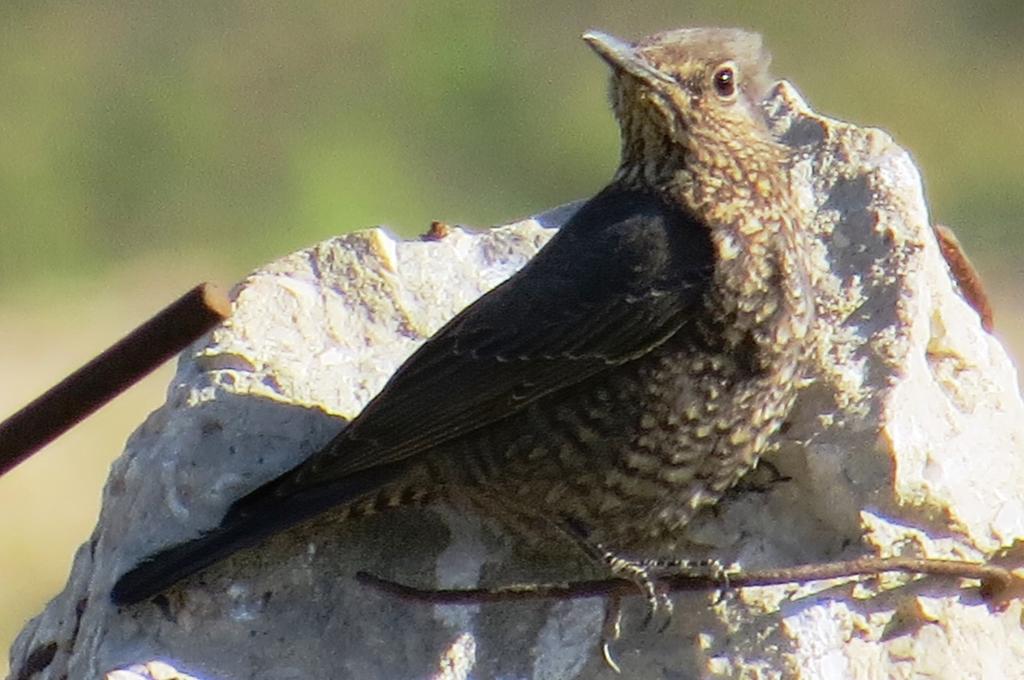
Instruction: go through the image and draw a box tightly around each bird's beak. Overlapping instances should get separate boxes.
[582,31,674,87]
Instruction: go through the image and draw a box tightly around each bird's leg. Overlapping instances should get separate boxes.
[568,543,671,675]
[596,555,741,630]
[552,517,669,624]
[590,552,741,671]
[599,550,672,629]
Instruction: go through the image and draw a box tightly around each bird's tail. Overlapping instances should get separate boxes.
[111,509,289,606]
[111,461,421,606]
[111,487,345,606]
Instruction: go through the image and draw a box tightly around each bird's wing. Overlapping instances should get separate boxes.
[229,187,714,513]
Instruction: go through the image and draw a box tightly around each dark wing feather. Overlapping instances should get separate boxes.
[111,187,715,605]
[231,186,714,510]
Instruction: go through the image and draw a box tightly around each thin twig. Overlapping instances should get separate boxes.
[0,282,231,477]
[357,556,1015,605]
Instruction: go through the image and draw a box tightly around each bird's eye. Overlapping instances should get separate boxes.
[712,64,737,99]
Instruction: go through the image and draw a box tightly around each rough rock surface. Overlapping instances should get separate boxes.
[9,82,1024,680]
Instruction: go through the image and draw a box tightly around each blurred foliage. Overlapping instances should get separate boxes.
[2,1,1022,303]
[1,2,1023,673]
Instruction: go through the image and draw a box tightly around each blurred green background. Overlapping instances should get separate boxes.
[2,1,1022,671]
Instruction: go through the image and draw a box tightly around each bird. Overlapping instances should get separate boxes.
[111,27,814,623]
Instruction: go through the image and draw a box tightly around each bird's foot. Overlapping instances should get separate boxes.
[606,555,674,630]
[643,556,738,582]
[641,556,741,604]
[589,550,679,672]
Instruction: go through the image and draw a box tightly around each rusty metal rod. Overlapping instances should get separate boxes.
[0,282,231,477]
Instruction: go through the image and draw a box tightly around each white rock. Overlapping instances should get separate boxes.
[9,83,1023,680]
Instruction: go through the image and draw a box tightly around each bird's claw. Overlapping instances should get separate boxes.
[600,593,624,674]
[639,581,673,632]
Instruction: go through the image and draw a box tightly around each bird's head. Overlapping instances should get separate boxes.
[584,28,781,190]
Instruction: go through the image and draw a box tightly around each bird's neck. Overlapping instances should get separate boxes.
[672,147,814,357]
[612,131,812,354]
